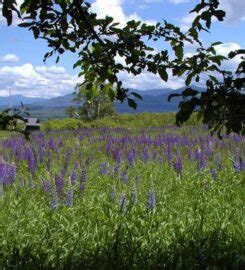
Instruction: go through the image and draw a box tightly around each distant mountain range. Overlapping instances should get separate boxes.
[0,95,45,107]
[0,86,204,120]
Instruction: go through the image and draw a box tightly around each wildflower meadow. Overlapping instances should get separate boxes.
[0,125,244,269]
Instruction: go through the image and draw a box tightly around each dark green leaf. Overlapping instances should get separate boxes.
[131,92,143,100]
[185,73,193,86]
[127,98,137,109]
[174,45,183,60]
[158,69,168,82]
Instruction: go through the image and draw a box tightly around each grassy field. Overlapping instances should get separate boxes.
[0,130,15,140]
[0,124,244,269]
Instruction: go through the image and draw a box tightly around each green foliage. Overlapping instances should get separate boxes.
[0,107,30,139]
[2,0,243,135]
[41,113,200,131]
[169,50,245,137]
[41,118,89,131]
[73,83,115,121]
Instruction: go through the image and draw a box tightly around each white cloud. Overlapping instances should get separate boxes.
[0,54,19,63]
[179,0,245,28]
[114,48,185,90]
[215,42,242,71]
[180,12,196,31]
[0,60,186,99]
[220,0,245,23]
[119,69,185,90]
[183,42,242,86]
[0,63,79,98]
[215,42,240,56]
[91,0,156,26]
[185,42,242,71]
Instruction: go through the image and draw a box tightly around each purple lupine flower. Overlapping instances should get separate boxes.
[113,163,120,175]
[99,162,107,175]
[47,158,51,172]
[233,156,245,173]
[131,185,138,204]
[127,149,135,166]
[15,147,22,161]
[39,147,44,163]
[232,148,244,173]
[110,185,116,200]
[81,170,87,182]
[0,161,7,185]
[143,146,149,162]
[173,154,183,176]
[61,168,66,179]
[70,171,77,185]
[215,153,222,170]
[147,190,156,211]
[165,144,172,163]
[106,139,112,156]
[48,137,56,151]
[43,180,51,194]
[50,191,58,209]
[25,148,34,175]
[210,169,217,180]
[121,170,128,184]
[8,162,16,184]
[153,150,158,161]
[55,174,64,194]
[113,147,121,163]
[33,149,38,171]
[195,150,206,171]
[64,151,71,170]
[119,192,126,211]
[80,170,87,192]
[205,146,212,158]
[65,189,74,207]
[0,161,16,187]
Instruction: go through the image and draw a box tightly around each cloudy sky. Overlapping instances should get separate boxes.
[0,0,244,98]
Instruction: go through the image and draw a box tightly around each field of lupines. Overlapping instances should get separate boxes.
[0,125,244,269]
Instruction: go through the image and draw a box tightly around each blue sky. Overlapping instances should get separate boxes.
[0,0,244,98]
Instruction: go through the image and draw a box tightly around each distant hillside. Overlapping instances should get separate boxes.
[29,94,76,108]
[0,86,205,120]
[0,95,45,107]
[24,88,183,119]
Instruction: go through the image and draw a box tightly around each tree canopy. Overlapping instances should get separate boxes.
[1,0,244,136]
[67,84,115,120]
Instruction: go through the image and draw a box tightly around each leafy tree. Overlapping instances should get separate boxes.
[1,0,244,135]
[72,83,115,121]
